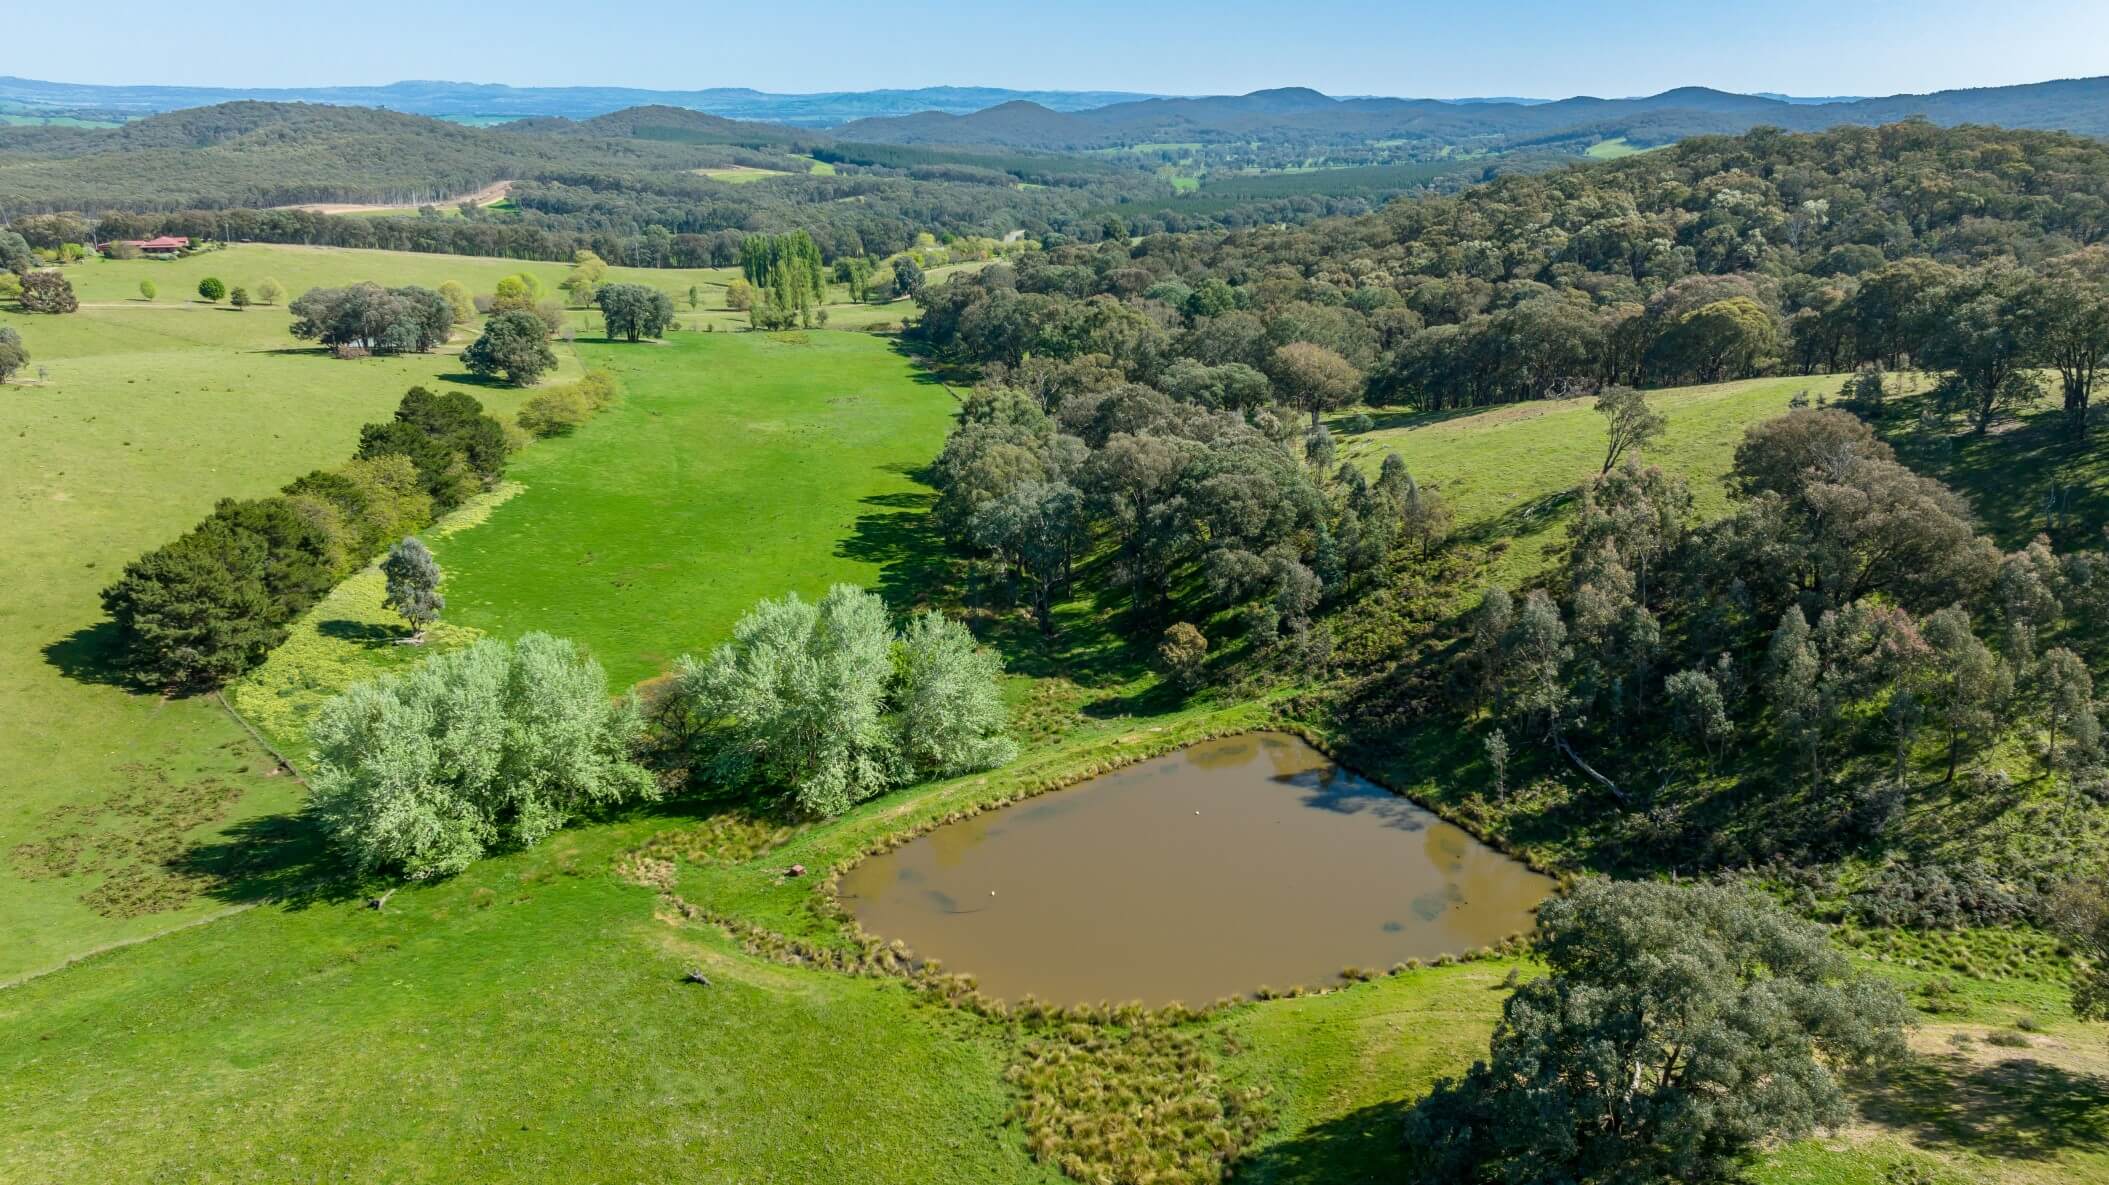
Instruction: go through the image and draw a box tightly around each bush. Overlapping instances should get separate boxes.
[196,276,225,302]
[1158,622,1209,689]
[308,633,653,879]
[518,387,591,437]
[18,270,77,313]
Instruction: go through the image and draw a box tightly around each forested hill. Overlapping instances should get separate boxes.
[0,102,799,211]
[913,120,2109,415]
[835,76,2109,151]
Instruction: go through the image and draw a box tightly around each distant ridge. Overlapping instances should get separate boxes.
[0,76,1164,127]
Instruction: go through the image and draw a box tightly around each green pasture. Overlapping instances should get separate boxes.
[1333,374,1850,594]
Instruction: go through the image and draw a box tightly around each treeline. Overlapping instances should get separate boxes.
[101,387,510,687]
[913,122,2109,432]
[1458,408,2109,890]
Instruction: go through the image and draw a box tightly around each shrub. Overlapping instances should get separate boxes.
[19,270,77,313]
[196,276,225,302]
[308,633,653,879]
[1158,622,1209,689]
[518,387,591,437]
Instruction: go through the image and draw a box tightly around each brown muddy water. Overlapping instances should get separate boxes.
[840,732,1552,1005]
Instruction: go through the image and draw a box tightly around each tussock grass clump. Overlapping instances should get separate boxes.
[630,814,801,868]
[1006,1022,1271,1185]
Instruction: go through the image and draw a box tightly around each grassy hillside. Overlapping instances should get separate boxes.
[1333,373,1850,595]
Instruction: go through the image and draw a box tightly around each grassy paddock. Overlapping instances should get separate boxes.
[1333,374,1849,594]
[0,295,568,977]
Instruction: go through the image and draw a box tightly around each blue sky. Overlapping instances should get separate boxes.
[10,0,2108,98]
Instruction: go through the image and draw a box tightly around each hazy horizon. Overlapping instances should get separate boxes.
[8,0,2106,100]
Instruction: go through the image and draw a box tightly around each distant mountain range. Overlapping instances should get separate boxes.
[5,74,2106,160]
[831,77,2109,150]
[0,77,1163,126]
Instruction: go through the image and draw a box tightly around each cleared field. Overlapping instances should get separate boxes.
[56,244,741,307]
[0,265,586,978]
[1333,374,1849,593]
[436,331,956,687]
[691,165,789,184]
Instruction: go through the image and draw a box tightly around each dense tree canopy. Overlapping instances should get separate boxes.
[1404,880,1908,1185]
[289,282,454,354]
[308,633,653,879]
[665,585,1014,817]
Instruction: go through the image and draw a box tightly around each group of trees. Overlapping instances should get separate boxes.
[741,230,828,329]
[926,338,1448,661]
[1458,406,2109,878]
[102,386,509,686]
[658,584,1014,817]
[290,282,455,354]
[309,633,652,879]
[910,123,2109,437]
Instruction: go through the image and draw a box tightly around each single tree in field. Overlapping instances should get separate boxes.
[229,287,250,310]
[1267,341,1364,428]
[0,326,27,383]
[892,256,925,300]
[724,278,754,311]
[138,279,156,302]
[197,276,226,303]
[685,284,701,311]
[461,310,556,386]
[596,283,677,342]
[1595,384,1665,472]
[437,280,476,326]
[559,272,597,308]
[381,536,444,641]
[1403,880,1908,1185]
[19,271,77,314]
[255,277,286,306]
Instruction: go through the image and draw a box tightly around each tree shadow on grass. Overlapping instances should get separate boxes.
[1234,1100,1405,1185]
[42,619,165,694]
[835,487,958,611]
[435,371,527,390]
[170,811,366,910]
[316,618,407,646]
[1852,1049,2109,1162]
